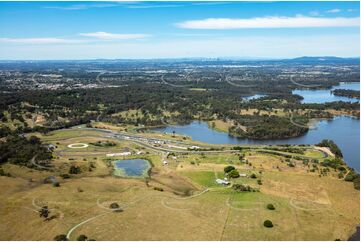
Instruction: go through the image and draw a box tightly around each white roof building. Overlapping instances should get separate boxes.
[216,179,230,185]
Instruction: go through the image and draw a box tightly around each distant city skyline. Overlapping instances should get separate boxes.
[0,1,359,59]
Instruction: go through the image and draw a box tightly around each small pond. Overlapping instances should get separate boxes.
[113,159,151,177]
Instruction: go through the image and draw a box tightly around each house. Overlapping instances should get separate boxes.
[239,173,247,177]
[216,179,230,185]
[163,160,168,165]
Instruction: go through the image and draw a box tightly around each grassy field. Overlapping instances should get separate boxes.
[0,127,359,241]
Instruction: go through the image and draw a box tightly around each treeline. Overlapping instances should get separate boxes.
[332,89,360,99]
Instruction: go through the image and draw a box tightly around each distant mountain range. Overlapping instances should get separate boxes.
[286,56,360,64]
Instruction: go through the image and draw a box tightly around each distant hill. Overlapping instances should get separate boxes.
[287,56,360,64]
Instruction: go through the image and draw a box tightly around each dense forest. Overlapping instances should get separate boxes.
[0,135,52,166]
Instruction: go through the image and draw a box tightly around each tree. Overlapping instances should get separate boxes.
[54,234,68,241]
[263,220,273,228]
[224,165,235,173]
[267,204,275,210]
[228,169,240,178]
[110,202,122,212]
[39,206,49,218]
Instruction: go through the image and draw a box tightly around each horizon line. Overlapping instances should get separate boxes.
[0,56,360,62]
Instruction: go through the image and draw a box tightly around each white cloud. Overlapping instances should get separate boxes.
[326,9,342,13]
[0,38,86,44]
[176,16,360,29]
[78,32,149,40]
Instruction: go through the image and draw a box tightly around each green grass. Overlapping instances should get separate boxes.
[180,171,220,188]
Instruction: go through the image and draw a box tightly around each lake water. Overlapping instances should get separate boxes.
[153,116,360,171]
[293,82,360,103]
[114,159,151,177]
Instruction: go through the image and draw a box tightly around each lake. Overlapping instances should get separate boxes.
[153,116,360,171]
[293,82,360,103]
[113,159,151,177]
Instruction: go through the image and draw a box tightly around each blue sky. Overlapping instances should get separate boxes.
[0,1,359,59]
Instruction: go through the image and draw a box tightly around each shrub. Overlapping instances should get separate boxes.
[344,173,355,182]
[224,165,236,173]
[228,169,240,178]
[250,173,257,179]
[69,165,81,174]
[154,187,164,192]
[263,220,273,228]
[232,184,251,192]
[77,235,88,241]
[54,234,68,241]
[60,174,71,179]
[257,179,262,185]
[266,204,275,210]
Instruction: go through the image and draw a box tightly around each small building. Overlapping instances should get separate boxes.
[216,179,230,185]
[163,160,168,165]
[239,173,247,177]
[189,145,200,150]
[106,152,132,157]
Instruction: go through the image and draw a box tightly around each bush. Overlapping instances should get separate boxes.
[344,173,355,182]
[110,202,119,209]
[60,174,71,179]
[257,179,262,185]
[77,235,88,241]
[54,234,68,241]
[250,173,257,179]
[0,168,11,177]
[224,165,236,173]
[263,220,273,228]
[266,204,275,210]
[228,169,240,178]
[232,184,251,192]
[154,187,164,192]
[69,165,81,174]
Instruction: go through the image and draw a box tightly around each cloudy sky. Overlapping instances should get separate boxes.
[0,1,359,59]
